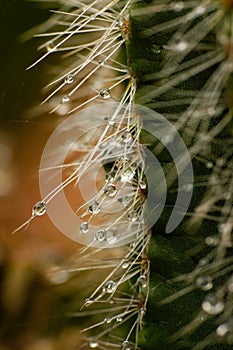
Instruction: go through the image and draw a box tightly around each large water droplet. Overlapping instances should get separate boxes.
[196,275,213,291]
[65,73,75,84]
[202,294,224,315]
[103,280,117,294]
[80,222,89,234]
[32,201,46,216]
[99,88,111,99]
[104,183,117,197]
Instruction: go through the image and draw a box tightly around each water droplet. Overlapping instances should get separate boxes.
[103,280,117,294]
[195,6,206,15]
[161,134,173,144]
[170,2,184,11]
[121,261,129,269]
[196,275,213,291]
[116,316,123,322]
[95,230,106,242]
[128,211,139,223]
[216,322,230,337]
[90,14,96,21]
[89,339,99,348]
[104,183,117,197]
[99,88,111,99]
[62,95,70,103]
[121,130,133,143]
[120,169,135,182]
[207,107,216,116]
[175,40,188,52]
[151,44,162,54]
[32,201,46,216]
[216,158,225,167]
[105,173,114,182]
[104,317,112,324]
[85,298,93,306]
[102,115,114,125]
[139,180,147,190]
[117,196,131,206]
[94,229,116,243]
[88,201,100,214]
[205,236,219,246]
[48,269,70,285]
[80,222,89,234]
[218,223,231,234]
[105,229,117,244]
[140,306,146,315]
[183,183,193,192]
[98,59,105,65]
[206,161,213,169]
[65,74,75,84]
[202,294,224,315]
[46,41,55,52]
[198,257,209,266]
[121,340,133,350]
[137,275,148,288]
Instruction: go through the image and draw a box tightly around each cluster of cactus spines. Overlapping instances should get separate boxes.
[18,0,233,349]
[20,1,152,349]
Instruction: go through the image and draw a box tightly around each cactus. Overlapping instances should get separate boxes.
[15,0,233,349]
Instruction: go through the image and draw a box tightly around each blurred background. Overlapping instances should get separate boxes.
[0,1,86,349]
